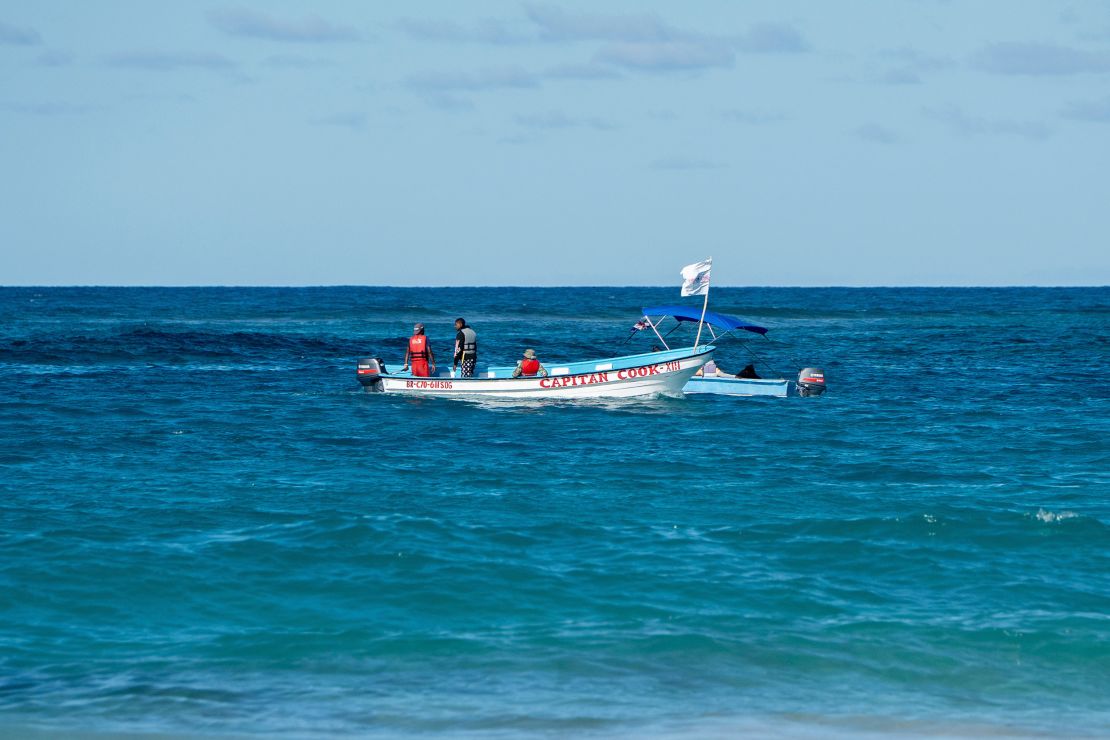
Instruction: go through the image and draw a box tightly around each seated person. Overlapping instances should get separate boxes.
[738,363,761,379]
[696,360,731,377]
[512,348,548,377]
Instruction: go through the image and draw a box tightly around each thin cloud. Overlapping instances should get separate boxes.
[395,6,809,79]
[406,66,540,92]
[650,156,726,171]
[1059,7,1082,25]
[854,123,899,144]
[123,92,195,105]
[105,51,236,71]
[875,68,922,85]
[527,5,736,72]
[515,110,614,130]
[972,42,1110,75]
[596,40,734,71]
[0,20,41,45]
[871,47,952,85]
[395,17,527,45]
[879,47,951,71]
[311,111,366,130]
[263,54,333,69]
[209,8,360,43]
[525,4,809,55]
[1,101,98,116]
[1062,96,1110,123]
[543,62,621,80]
[498,133,536,146]
[525,4,684,43]
[424,93,477,112]
[924,104,1052,140]
[523,7,807,73]
[398,9,804,93]
[719,108,785,125]
[35,50,74,67]
[733,22,809,54]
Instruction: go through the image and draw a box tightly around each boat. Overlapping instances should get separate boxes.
[684,373,791,397]
[633,306,825,397]
[356,344,715,399]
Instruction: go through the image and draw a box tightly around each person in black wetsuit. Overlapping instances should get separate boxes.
[738,363,761,379]
[453,317,478,377]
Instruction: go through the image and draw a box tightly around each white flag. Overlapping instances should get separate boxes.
[680,258,712,297]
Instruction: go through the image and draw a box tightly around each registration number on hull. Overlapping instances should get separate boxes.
[404,379,454,389]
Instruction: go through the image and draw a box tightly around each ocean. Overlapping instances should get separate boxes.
[0,286,1107,738]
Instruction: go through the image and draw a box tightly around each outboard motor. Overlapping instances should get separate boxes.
[356,357,386,391]
[797,367,826,397]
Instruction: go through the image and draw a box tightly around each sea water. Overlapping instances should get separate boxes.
[0,286,1107,738]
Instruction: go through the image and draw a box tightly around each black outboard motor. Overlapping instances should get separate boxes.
[797,367,826,397]
[356,357,386,391]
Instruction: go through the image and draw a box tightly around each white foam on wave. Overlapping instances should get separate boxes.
[1034,508,1079,523]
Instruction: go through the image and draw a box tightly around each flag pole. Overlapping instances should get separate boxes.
[693,256,711,349]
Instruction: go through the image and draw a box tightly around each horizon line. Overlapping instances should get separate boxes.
[2,283,1108,290]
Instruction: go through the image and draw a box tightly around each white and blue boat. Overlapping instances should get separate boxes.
[357,344,715,399]
[634,306,825,398]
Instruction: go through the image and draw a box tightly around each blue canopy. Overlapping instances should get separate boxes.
[642,305,768,335]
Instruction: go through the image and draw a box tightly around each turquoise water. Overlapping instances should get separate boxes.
[1,287,1108,738]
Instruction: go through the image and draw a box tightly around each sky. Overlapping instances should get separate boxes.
[1,1,1109,286]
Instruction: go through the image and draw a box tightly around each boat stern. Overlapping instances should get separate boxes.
[356,357,386,391]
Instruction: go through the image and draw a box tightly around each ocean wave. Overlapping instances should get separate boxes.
[1034,508,1080,524]
[0,327,351,366]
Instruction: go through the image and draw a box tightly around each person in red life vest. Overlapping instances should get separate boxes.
[512,348,548,378]
[402,323,436,377]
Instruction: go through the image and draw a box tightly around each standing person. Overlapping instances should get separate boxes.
[453,317,477,378]
[401,323,435,377]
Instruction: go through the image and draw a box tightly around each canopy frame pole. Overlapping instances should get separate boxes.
[693,284,710,349]
[646,317,670,350]
[662,324,682,340]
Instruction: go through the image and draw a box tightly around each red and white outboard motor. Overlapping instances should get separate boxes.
[356,357,386,391]
[797,367,826,397]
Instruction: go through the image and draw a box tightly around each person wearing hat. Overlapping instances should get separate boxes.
[512,348,548,378]
[402,322,435,377]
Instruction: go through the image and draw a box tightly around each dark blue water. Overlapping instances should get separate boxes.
[1,287,1108,738]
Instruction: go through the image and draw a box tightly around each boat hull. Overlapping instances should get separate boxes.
[363,347,714,399]
[683,375,789,397]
